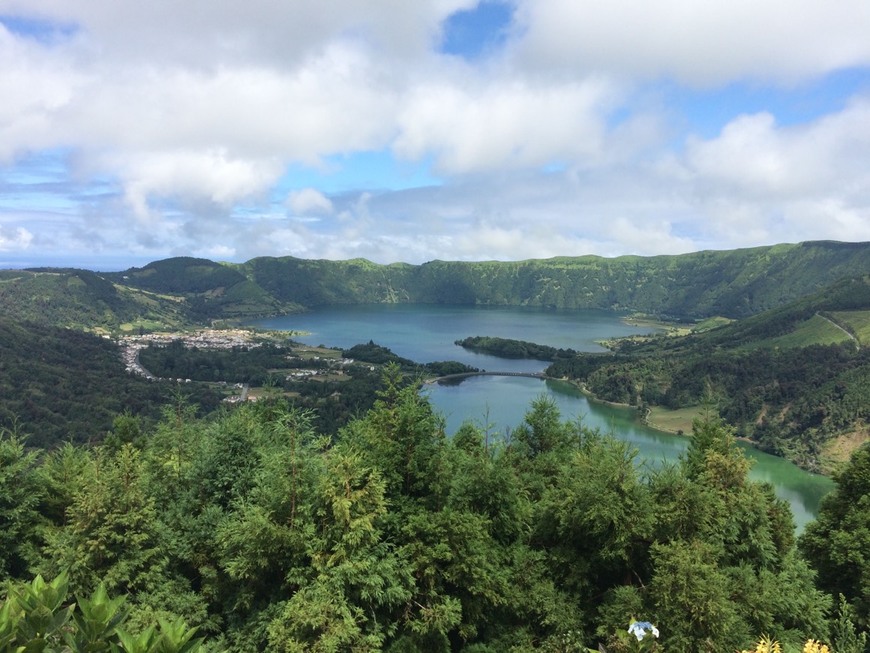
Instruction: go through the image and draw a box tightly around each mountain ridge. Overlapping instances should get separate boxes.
[2,240,867,332]
[123,239,870,323]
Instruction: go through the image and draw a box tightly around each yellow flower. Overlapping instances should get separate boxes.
[803,640,830,653]
[738,635,782,653]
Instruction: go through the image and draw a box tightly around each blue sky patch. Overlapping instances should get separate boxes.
[440,1,513,60]
[0,14,78,44]
[660,67,870,138]
[274,150,441,202]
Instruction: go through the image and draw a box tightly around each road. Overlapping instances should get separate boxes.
[817,313,860,351]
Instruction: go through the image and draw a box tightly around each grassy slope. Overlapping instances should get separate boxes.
[743,314,853,350]
[621,275,870,356]
[0,270,191,333]
[830,310,870,346]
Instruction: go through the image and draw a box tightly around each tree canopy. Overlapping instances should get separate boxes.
[3,374,862,651]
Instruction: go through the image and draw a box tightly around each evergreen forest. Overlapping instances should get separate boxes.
[3,371,870,652]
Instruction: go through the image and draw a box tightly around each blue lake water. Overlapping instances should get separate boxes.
[251,304,834,530]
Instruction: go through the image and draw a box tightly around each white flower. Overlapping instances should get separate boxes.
[628,621,659,642]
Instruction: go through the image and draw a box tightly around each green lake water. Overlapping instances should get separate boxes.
[251,304,835,530]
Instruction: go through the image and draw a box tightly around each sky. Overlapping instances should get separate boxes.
[1,1,869,270]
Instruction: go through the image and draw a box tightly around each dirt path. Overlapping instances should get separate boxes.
[818,313,860,351]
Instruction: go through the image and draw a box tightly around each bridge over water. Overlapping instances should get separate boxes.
[426,370,548,384]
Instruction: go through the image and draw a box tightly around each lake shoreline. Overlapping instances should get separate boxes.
[250,304,834,526]
[555,377,803,463]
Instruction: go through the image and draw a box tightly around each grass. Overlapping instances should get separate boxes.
[646,405,705,435]
[692,316,734,332]
[750,314,853,350]
[294,345,342,359]
[819,426,870,475]
[829,310,870,346]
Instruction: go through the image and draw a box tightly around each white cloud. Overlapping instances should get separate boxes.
[118,150,283,221]
[286,188,334,215]
[0,0,477,67]
[394,75,620,174]
[674,98,870,246]
[0,0,868,266]
[512,0,870,84]
[0,226,33,250]
[197,244,237,260]
[686,98,870,198]
[0,24,86,162]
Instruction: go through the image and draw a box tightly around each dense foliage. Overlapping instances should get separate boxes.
[546,278,870,470]
[139,341,300,386]
[455,336,576,361]
[801,444,870,631]
[3,374,865,651]
[0,572,206,652]
[0,318,221,448]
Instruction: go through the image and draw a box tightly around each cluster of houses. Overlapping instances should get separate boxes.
[117,330,372,404]
[283,355,370,381]
[118,329,264,382]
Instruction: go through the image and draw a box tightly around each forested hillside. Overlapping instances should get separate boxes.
[0,318,221,448]
[548,277,870,471]
[99,241,870,324]
[239,240,870,318]
[0,268,190,331]
[105,257,298,320]
[2,380,866,652]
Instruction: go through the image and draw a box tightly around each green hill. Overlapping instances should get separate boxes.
[105,241,870,323]
[241,241,870,318]
[0,317,221,448]
[0,268,192,332]
[548,277,870,471]
[104,257,297,321]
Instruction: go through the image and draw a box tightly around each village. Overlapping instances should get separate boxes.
[117,328,366,402]
[118,329,265,381]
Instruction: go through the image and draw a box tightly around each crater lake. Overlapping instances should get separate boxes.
[250,304,834,530]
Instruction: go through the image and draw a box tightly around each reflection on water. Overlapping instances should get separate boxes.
[426,375,834,532]
[253,304,834,532]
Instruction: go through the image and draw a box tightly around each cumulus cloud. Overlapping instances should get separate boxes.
[686,98,870,198]
[676,97,870,245]
[511,0,870,84]
[0,0,868,266]
[286,188,334,215]
[117,150,283,221]
[0,225,33,250]
[394,75,620,174]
